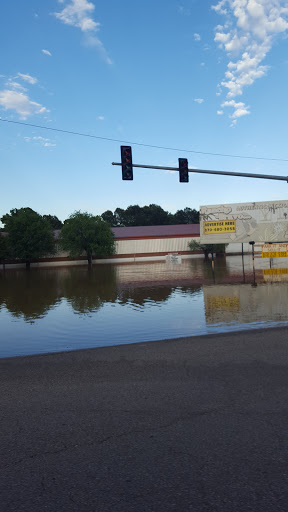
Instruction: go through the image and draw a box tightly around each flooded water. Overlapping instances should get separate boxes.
[1,255,288,358]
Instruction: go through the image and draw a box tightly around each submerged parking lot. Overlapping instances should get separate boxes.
[1,255,288,357]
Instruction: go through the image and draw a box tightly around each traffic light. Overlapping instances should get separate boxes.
[179,158,189,183]
[121,146,133,180]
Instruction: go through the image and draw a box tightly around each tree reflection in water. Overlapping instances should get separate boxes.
[117,284,201,308]
[63,265,117,315]
[0,266,118,321]
[0,269,61,323]
[0,264,203,323]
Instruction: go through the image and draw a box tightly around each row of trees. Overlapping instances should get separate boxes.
[0,205,200,232]
[101,205,199,226]
[0,208,115,269]
[0,205,200,269]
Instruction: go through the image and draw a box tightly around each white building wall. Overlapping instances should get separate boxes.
[115,236,198,255]
[226,242,263,254]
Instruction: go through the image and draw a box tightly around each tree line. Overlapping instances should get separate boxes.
[0,208,114,269]
[101,205,199,226]
[0,204,199,232]
[0,205,200,269]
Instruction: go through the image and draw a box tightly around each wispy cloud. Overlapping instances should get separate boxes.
[194,98,204,104]
[42,49,52,56]
[25,136,56,147]
[17,73,38,85]
[0,90,49,119]
[0,74,49,119]
[53,0,112,64]
[177,5,191,16]
[194,33,201,41]
[212,0,288,123]
[5,79,26,92]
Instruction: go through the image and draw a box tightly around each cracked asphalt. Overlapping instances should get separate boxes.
[1,327,288,511]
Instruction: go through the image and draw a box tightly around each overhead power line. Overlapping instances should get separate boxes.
[1,117,288,163]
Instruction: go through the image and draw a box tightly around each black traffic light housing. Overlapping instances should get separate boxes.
[179,158,189,183]
[121,146,133,180]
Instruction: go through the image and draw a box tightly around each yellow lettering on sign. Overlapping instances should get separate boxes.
[263,268,288,275]
[262,252,288,258]
[204,220,236,234]
[262,243,288,258]
[206,296,240,311]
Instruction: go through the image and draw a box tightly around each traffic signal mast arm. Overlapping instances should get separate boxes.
[112,161,288,182]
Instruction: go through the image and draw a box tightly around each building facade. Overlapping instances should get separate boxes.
[2,224,202,268]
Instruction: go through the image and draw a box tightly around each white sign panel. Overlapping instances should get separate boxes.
[166,253,182,264]
[262,243,288,258]
[200,200,288,244]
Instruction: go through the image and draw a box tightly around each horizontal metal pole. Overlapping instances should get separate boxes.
[112,162,288,182]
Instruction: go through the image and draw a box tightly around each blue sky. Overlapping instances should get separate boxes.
[1,0,288,223]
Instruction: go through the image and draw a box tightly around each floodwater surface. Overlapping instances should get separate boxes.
[1,256,288,358]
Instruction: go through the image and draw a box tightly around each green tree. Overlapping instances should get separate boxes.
[101,210,116,226]
[141,204,171,225]
[0,234,10,268]
[1,208,55,269]
[43,214,63,230]
[103,204,173,227]
[113,207,126,226]
[189,240,226,261]
[101,205,199,227]
[123,205,145,226]
[173,208,199,224]
[60,211,115,268]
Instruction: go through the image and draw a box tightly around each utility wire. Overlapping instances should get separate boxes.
[1,117,288,163]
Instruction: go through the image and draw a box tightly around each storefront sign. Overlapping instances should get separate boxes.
[203,220,236,234]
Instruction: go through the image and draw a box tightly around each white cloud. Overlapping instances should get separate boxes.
[0,89,49,119]
[194,98,204,103]
[82,33,113,64]
[25,136,56,147]
[42,49,52,56]
[221,99,250,123]
[212,0,228,15]
[6,79,26,92]
[54,0,112,63]
[97,115,104,120]
[17,73,38,85]
[217,110,224,115]
[194,33,201,41]
[54,0,99,31]
[212,0,288,121]
[34,136,56,147]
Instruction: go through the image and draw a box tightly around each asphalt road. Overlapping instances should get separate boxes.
[1,327,288,511]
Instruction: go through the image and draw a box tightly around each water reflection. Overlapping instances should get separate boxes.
[203,282,288,325]
[0,265,202,320]
[0,269,61,322]
[117,284,201,309]
[63,266,117,315]
[1,256,288,358]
